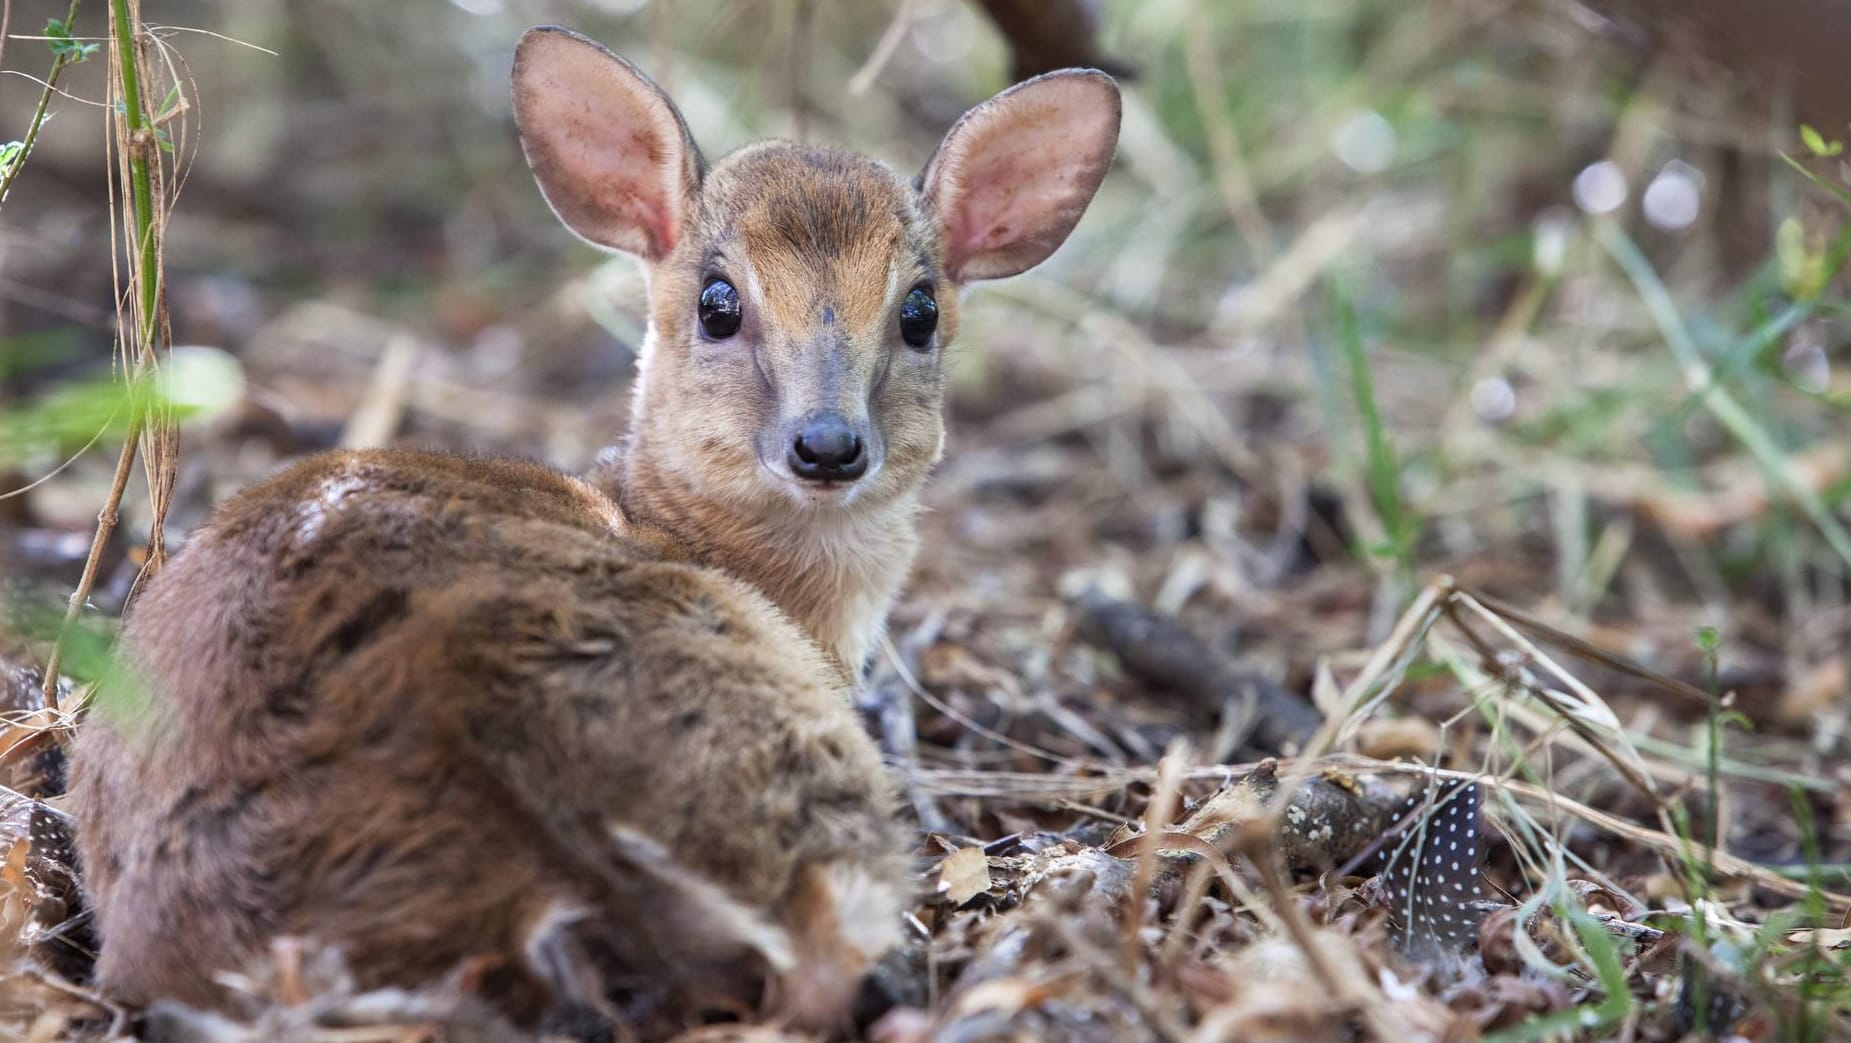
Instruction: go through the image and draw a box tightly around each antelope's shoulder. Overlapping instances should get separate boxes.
[200,448,625,557]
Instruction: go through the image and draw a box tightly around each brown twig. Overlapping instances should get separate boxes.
[1470,589,1715,709]
[39,0,176,706]
[39,431,137,710]
[1248,840,1384,1034]
[787,0,812,143]
[1443,592,1666,809]
[1121,741,1187,971]
[846,0,917,96]
[1183,28,1274,262]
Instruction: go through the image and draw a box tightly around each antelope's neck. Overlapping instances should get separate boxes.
[598,439,921,678]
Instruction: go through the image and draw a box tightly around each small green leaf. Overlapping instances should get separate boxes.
[1800,124,1844,158]
[1718,710,1755,731]
[1777,215,1829,300]
[1694,625,1720,652]
[44,17,100,62]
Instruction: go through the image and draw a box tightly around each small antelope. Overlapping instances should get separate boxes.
[70,26,1119,1036]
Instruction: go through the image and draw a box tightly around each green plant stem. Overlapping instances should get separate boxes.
[1781,151,1851,211]
[0,0,84,208]
[1333,281,1412,580]
[1661,304,1811,434]
[39,0,159,709]
[1703,636,1720,891]
[111,0,157,341]
[1485,907,1634,1041]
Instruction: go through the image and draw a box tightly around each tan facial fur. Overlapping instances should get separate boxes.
[612,145,956,673]
[69,24,1120,1040]
[514,27,1121,671]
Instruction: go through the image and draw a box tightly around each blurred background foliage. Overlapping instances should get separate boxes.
[1,0,1848,693]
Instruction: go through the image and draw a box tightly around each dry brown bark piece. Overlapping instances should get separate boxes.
[1070,593,1324,756]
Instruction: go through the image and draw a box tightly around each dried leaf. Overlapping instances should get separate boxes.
[1355,716,1441,760]
[937,846,992,907]
[951,977,1044,1019]
[1789,928,1851,951]
[1311,657,1344,717]
[2,835,25,886]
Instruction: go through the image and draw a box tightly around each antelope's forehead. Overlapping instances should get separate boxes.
[699,145,937,331]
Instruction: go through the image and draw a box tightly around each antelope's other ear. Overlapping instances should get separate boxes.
[921,69,1121,283]
[512,26,705,260]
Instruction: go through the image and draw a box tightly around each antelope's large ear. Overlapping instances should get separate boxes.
[512,26,705,260]
[920,69,1120,283]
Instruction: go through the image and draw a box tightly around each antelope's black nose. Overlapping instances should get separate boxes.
[788,412,867,482]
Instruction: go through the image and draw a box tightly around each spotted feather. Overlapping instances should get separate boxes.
[1377,775,1489,957]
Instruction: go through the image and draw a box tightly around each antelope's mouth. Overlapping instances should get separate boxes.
[756,455,881,510]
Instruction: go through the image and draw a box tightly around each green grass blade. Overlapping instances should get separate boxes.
[1596,220,1851,568]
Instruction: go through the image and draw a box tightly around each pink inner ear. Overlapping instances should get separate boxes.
[952,151,1044,258]
[514,32,693,259]
[930,73,1119,282]
[570,116,682,257]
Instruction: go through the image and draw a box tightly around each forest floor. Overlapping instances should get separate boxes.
[5,1,1851,1039]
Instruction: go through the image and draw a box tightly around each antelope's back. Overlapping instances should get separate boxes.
[69,448,898,1016]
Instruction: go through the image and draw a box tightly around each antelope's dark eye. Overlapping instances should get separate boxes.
[899,286,937,349]
[699,278,742,339]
